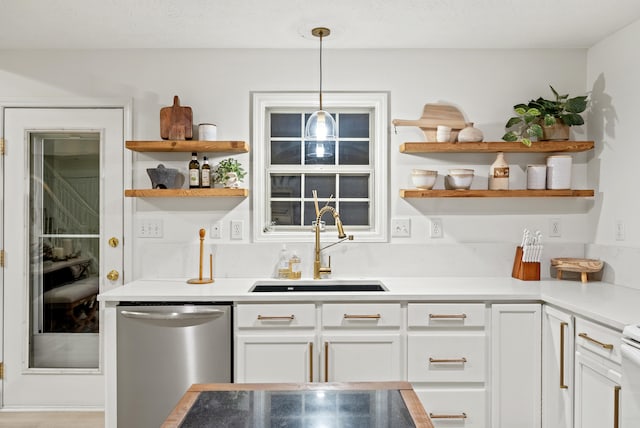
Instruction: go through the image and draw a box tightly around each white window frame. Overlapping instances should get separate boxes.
[252,92,388,242]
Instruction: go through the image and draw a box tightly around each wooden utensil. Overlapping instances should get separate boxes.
[393,104,466,142]
[160,95,193,140]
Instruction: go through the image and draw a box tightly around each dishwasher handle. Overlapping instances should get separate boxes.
[119,308,226,322]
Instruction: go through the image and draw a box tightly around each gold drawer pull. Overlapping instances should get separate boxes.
[309,342,314,383]
[343,313,381,319]
[560,322,569,389]
[614,385,621,428]
[429,357,467,364]
[578,332,614,350]
[429,313,467,319]
[429,413,468,419]
[257,315,295,321]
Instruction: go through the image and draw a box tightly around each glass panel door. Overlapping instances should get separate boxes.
[29,132,100,368]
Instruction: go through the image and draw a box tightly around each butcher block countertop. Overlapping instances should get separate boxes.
[162,381,433,428]
[99,277,640,330]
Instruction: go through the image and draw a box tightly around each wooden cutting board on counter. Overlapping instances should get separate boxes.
[392,104,466,142]
[160,95,193,140]
[551,257,604,283]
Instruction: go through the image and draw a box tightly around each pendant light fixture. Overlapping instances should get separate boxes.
[305,27,337,142]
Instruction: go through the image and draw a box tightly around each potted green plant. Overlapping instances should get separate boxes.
[214,158,246,188]
[503,86,588,146]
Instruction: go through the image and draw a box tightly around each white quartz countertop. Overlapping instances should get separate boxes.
[99,277,640,330]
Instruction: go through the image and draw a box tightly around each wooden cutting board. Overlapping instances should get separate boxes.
[392,104,466,142]
[551,257,604,283]
[160,95,193,140]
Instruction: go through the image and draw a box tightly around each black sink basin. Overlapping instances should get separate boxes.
[250,280,387,293]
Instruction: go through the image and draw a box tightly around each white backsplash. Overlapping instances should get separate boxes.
[586,244,640,290]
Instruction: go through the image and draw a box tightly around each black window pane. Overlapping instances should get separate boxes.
[304,176,336,198]
[305,141,335,165]
[339,113,370,138]
[271,113,301,138]
[339,141,369,165]
[271,175,301,198]
[271,201,301,226]
[338,202,369,226]
[340,175,369,198]
[304,201,335,226]
[271,141,301,164]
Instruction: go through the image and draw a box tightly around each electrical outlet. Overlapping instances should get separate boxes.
[616,220,625,241]
[211,221,222,239]
[391,219,411,237]
[137,219,163,238]
[430,218,443,239]
[549,218,561,238]
[231,220,243,240]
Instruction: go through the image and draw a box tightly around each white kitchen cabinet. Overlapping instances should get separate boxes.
[235,303,317,382]
[408,303,488,427]
[542,305,574,428]
[574,316,622,428]
[491,304,542,428]
[321,303,403,382]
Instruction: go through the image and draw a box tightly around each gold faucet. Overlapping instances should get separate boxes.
[313,204,354,279]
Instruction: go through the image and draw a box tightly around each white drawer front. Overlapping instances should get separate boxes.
[322,303,401,328]
[408,334,486,382]
[415,388,486,427]
[236,304,316,328]
[575,317,621,364]
[408,303,485,328]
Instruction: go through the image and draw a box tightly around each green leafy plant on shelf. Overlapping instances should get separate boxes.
[503,85,589,146]
[214,158,246,187]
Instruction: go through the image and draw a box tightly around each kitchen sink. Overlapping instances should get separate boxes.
[250,280,387,293]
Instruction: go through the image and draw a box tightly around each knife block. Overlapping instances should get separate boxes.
[512,246,540,281]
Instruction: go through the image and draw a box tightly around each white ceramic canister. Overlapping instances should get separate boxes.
[436,125,451,142]
[546,155,572,189]
[458,122,484,142]
[526,164,547,190]
[198,123,217,141]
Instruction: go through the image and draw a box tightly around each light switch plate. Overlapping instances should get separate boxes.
[391,219,411,237]
[137,219,163,238]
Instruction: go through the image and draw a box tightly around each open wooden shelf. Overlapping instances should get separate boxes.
[125,188,249,198]
[126,140,249,153]
[399,141,594,154]
[400,189,595,198]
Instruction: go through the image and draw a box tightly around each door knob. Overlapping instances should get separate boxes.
[108,237,119,248]
[106,270,119,281]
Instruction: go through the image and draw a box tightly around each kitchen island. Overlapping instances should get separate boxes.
[162,381,433,428]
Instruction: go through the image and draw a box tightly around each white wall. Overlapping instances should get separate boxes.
[586,18,640,288]
[0,48,591,280]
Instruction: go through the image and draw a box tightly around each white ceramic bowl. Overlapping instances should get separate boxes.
[449,168,475,176]
[411,169,437,189]
[445,173,473,190]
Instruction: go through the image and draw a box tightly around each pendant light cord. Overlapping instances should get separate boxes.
[319,30,324,110]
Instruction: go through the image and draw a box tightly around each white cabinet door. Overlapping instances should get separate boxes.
[321,334,402,382]
[574,350,621,428]
[542,305,574,428]
[491,304,541,428]
[235,334,316,383]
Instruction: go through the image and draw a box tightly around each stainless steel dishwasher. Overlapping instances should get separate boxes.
[117,302,232,428]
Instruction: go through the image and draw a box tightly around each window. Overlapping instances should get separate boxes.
[252,92,388,242]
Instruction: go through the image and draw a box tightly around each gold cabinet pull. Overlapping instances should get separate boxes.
[429,413,468,419]
[343,313,381,319]
[429,357,467,364]
[108,237,119,248]
[257,315,295,320]
[106,270,119,281]
[614,385,621,428]
[429,313,467,319]
[560,321,568,389]
[324,341,329,382]
[578,332,614,350]
[309,342,314,383]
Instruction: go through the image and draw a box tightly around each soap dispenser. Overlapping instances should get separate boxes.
[288,252,301,279]
[276,245,290,279]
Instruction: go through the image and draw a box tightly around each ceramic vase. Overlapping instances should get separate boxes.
[489,152,509,190]
[458,122,484,142]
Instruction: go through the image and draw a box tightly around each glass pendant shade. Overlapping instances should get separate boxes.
[305,110,337,140]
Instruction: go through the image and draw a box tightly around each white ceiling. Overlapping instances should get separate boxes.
[1,0,639,49]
